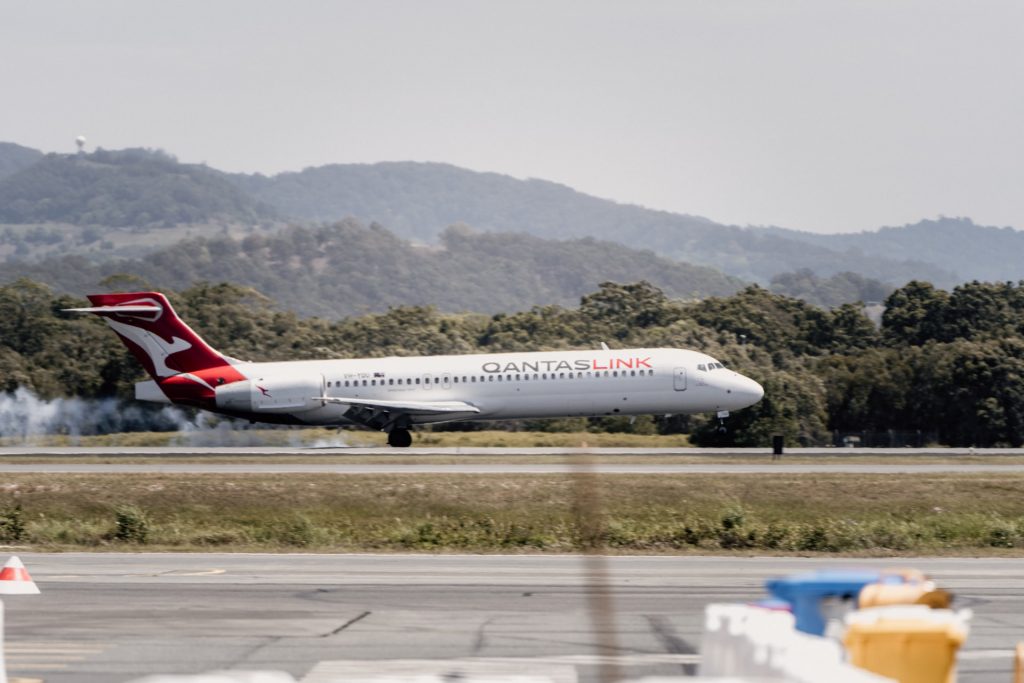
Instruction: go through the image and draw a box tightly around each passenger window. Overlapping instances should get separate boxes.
[415,378,420,385]
[489,376,494,382]
[344,380,350,387]
[498,375,503,382]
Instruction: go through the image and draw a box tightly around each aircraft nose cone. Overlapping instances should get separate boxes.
[745,377,765,403]
[727,375,764,409]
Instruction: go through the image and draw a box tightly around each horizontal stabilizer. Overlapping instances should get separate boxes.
[64,305,162,316]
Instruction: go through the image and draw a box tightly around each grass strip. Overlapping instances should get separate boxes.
[2,473,1024,555]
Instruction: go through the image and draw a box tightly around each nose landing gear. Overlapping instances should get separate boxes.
[387,428,412,448]
[716,410,730,435]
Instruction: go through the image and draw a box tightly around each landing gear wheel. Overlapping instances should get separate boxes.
[387,428,412,448]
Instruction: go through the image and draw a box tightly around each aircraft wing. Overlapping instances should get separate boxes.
[315,396,480,430]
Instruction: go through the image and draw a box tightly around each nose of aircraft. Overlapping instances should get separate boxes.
[726,374,764,409]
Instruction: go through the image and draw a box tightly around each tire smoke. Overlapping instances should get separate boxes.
[0,387,187,441]
[0,387,350,447]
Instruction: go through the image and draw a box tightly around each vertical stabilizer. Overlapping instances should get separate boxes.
[66,292,247,406]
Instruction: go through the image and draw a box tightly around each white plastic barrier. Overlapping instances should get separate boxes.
[300,659,573,683]
[699,604,894,683]
[629,678,787,682]
[127,673,296,683]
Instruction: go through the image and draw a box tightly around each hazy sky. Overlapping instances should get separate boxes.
[1,1,1021,234]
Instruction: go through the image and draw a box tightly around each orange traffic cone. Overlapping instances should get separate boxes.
[0,557,39,595]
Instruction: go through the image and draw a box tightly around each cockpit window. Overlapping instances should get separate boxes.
[697,363,707,371]
[714,362,724,369]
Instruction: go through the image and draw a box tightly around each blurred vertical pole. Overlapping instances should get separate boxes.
[570,446,621,683]
[0,599,7,683]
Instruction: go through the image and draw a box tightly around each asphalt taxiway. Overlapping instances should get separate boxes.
[3,554,1021,683]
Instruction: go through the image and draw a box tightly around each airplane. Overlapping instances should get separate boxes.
[68,292,765,447]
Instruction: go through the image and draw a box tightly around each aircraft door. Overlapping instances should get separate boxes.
[673,367,687,391]
[442,373,451,389]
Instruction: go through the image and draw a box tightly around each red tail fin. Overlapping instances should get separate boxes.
[68,292,247,405]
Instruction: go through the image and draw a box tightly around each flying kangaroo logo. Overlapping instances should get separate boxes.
[105,319,192,378]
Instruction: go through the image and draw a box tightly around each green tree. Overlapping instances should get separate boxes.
[578,281,683,340]
[689,285,833,356]
[943,281,1022,342]
[882,281,949,345]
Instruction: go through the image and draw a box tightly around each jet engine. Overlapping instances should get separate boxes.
[214,375,324,414]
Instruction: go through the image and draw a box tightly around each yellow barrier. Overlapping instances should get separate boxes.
[844,615,966,683]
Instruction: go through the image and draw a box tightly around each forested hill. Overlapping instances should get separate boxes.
[229,162,954,285]
[767,218,1024,284]
[5,142,1020,286]
[0,142,43,180]
[0,220,745,317]
[229,162,719,244]
[0,148,278,227]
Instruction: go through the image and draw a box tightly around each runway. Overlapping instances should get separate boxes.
[4,554,1022,683]
[3,462,1024,474]
[3,446,1024,456]
[1,446,1024,474]
[0,446,1019,473]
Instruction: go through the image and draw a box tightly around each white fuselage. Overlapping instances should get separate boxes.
[202,347,763,426]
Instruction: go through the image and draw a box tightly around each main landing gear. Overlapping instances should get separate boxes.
[387,428,412,448]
